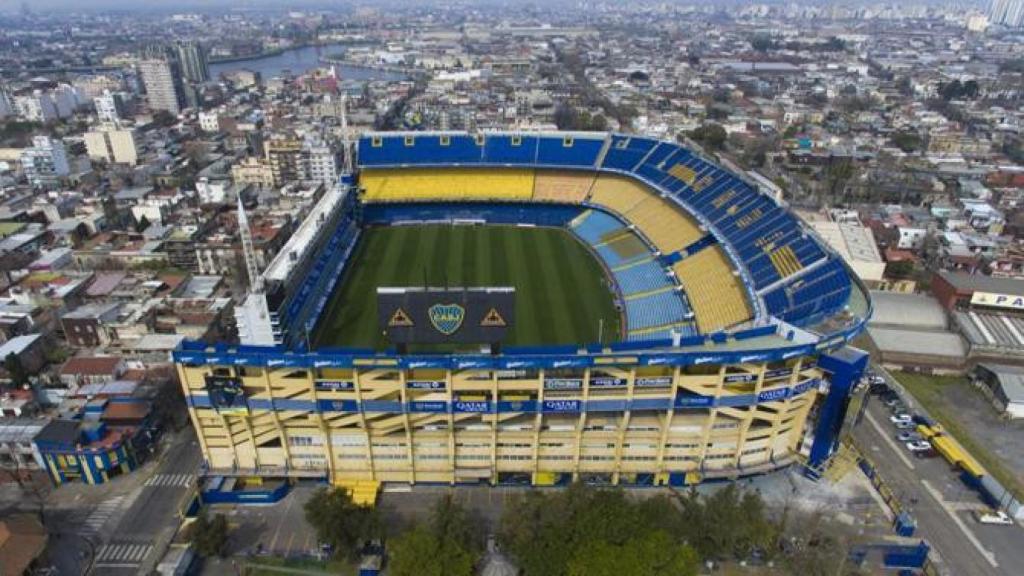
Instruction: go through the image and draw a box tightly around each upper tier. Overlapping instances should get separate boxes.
[357,131,856,333]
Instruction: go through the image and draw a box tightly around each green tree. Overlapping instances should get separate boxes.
[688,123,727,150]
[135,215,151,233]
[568,531,698,576]
[502,484,697,576]
[304,487,381,560]
[190,509,229,558]
[4,353,27,387]
[389,495,480,576]
[891,131,922,153]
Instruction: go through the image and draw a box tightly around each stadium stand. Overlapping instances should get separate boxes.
[624,291,690,335]
[672,247,752,333]
[360,168,535,202]
[762,258,851,325]
[614,259,670,295]
[588,175,704,254]
[532,170,597,203]
[569,209,625,246]
[589,174,649,214]
[570,208,695,337]
[356,131,857,334]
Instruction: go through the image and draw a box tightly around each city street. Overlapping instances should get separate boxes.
[87,427,203,575]
[852,393,1024,576]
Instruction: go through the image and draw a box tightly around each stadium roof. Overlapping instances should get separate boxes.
[867,326,967,358]
[868,292,947,330]
[937,271,1024,296]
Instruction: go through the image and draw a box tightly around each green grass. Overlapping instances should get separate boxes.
[312,224,622,350]
[893,371,1024,501]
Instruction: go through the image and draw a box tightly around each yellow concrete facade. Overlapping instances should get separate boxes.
[178,358,823,485]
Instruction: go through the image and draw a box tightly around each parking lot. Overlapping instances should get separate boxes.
[854,369,1024,575]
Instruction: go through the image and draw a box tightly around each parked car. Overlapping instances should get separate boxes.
[895,420,917,430]
[974,510,1014,526]
[896,432,921,443]
[906,440,932,452]
[869,383,890,395]
[890,413,913,424]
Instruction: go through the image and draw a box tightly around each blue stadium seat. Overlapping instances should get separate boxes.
[625,291,688,331]
[536,135,604,167]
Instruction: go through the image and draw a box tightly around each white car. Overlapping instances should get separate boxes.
[974,510,1014,525]
[890,413,913,424]
[905,440,932,452]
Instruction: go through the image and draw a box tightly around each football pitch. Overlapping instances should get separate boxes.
[311,224,622,349]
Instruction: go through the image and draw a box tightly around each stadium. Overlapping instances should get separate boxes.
[174,131,872,490]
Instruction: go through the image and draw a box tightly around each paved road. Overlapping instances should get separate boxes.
[852,393,1024,576]
[89,427,202,575]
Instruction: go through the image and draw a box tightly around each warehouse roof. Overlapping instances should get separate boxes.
[867,327,967,358]
[869,292,947,330]
[937,271,1024,296]
[977,364,1024,405]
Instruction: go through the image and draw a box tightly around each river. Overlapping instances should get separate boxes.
[209,43,408,82]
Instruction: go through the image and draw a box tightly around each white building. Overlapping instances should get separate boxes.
[20,136,70,190]
[198,111,221,133]
[14,92,58,122]
[302,140,339,186]
[897,227,928,250]
[94,90,125,124]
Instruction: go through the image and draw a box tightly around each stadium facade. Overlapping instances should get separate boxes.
[174,131,871,488]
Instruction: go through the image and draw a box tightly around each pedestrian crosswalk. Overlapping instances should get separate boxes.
[82,495,125,535]
[145,473,193,488]
[94,542,154,568]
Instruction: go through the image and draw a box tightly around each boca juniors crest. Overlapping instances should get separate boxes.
[429,303,465,335]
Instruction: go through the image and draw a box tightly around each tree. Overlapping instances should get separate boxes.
[4,353,27,387]
[390,525,475,576]
[389,495,481,576]
[688,123,727,150]
[190,509,229,558]
[568,531,698,576]
[135,215,151,233]
[151,110,177,127]
[502,484,697,576]
[891,131,922,153]
[304,487,381,560]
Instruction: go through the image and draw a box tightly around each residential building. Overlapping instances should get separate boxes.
[989,0,1024,27]
[265,136,303,187]
[175,40,210,84]
[303,140,339,186]
[94,89,126,124]
[138,58,185,115]
[20,136,70,190]
[231,157,275,188]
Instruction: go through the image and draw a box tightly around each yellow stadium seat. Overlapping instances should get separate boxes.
[673,247,752,333]
[360,168,535,202]
[589,174,704,254]
[533,170,597,203]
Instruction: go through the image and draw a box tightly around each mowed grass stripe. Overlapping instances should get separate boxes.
[517,229,556,344]
[533,230,574,343]
[312,224,619,348]
[552,230,600,343]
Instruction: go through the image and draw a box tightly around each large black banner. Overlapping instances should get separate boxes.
[377,287,515,344]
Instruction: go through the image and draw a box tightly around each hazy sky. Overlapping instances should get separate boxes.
[0,0,363,12]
